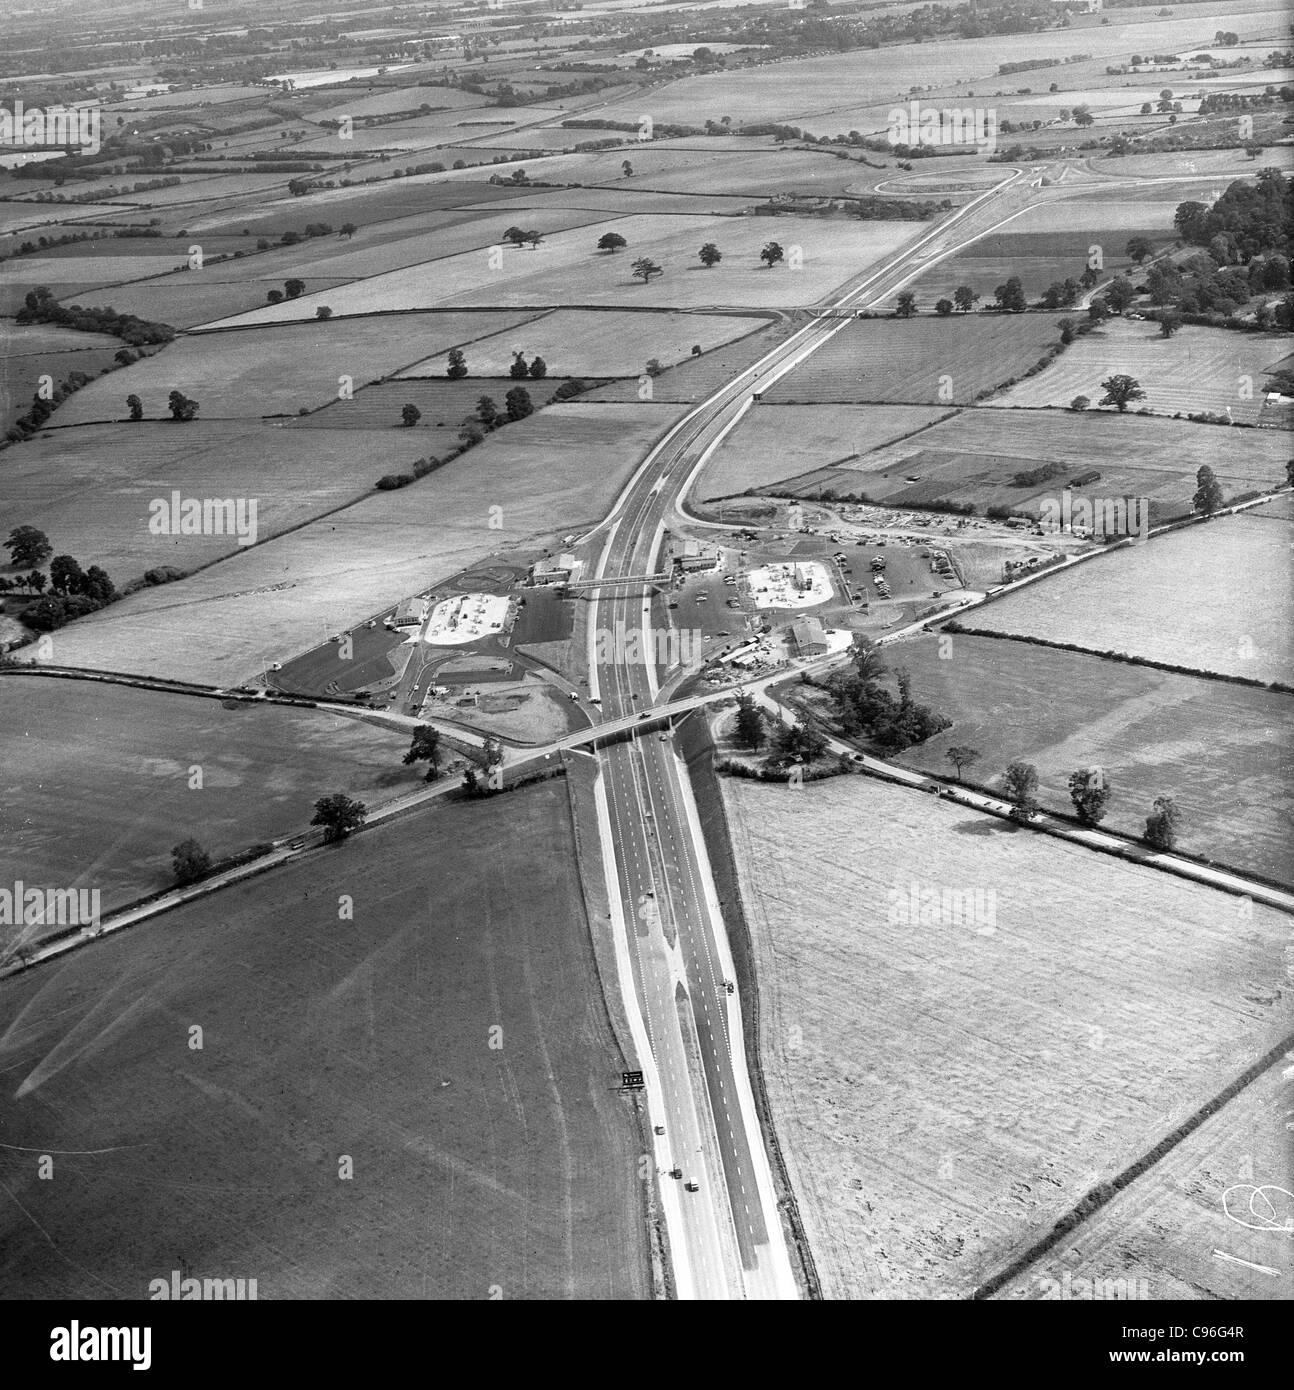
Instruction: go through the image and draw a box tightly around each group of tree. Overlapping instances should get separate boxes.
[311,793,368,842]
[266,277,306,304]
[2,527,116,632]
[167,390,199,421]
[997,758,1182,848]
[502,225,543,249]
[822,640,950,752]
[16,286,174,347]
[509,351,547,379]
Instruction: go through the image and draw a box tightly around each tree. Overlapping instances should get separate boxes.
[523,230,542,249]
[734,694,764,750]
[1144,795,1180,850]
[446,348,468,380]
[311,792,368,842]
[935,297,954,317]
[528,356,547,379]
[1072,105,1094,127]
[284,278,305,299]
[1158,310,1182,338]
[1070,395,1090,411]
[1088,297,1110,323]
[1126,236,1153,264]
[1002,760,1039,817]
[631,257,662,284]
[82,565,115,603]
[402,724,442,781]
[953,285,979,314]
[1099,374,1144,412]
[167,390,198,421]
[945,746,980,781]
[477,395,500,427]
[1140,102,1152,115]
[171,838,213,885]
[509,351,528,379]
[895,290,917,317]
[316,305,333,319]
[462,766,482,797]
[1193,464,1224,518]
[505,386,533,421]
[597,232,628,253]
[401,403,422,427]
[459,421,485,448]
[1105,276,1136,313]
[49,554,84,595]
[1068,767,1109,825]
[1057,316,1076,344]
[502,226,527,247]
[760,241,784,269]
[267,289,284,304]
[699,242,722,268]
[1286,458,1294,489]
[993,276,1026,313]
[622,160,633,178]
[339,223,357,238]
[126,393,143,421]
[5,525,52,568]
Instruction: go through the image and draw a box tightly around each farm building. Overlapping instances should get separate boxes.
[671,538,721,573]
[788,618,829,657]
[531,553,581,585]
[390,596,427,629]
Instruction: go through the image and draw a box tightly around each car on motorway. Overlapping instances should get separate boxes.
[669,1167,683,1179]
[685,1181,699,1193]
[638,712,651,720]
[654,1125,666,1136]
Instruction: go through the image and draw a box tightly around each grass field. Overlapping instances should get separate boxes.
[778,409,1292,517]
[1,326,121,429]
[887,632,1294,885]
[198,214,921,324]
[287,378,553,429]
[50,312,543,424]
[990,320,1292,424]
[721,772,1291,1299]
[996,1059,1294,1301]
[54,275,358,331]
[591,9,1288,127]
[0,680,423,924]
[966,513,1294,684]
[0,420,446,582]
[697,403,956,499]
[762,314,1059,406]
[397,308,765,378]
[33,403,685,686]
[909,227,1172,310]
[0,780,651,1299]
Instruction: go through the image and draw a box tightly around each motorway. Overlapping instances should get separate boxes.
[577,163,1059,1299]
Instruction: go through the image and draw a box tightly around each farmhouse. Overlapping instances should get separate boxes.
[788,617,828,657]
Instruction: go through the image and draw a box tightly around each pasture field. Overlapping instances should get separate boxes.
[0,421,444,581]
[1,326,121,427]
[591,9,1288,127]
[720,772,1291,1300]
[966,513,1293,685]
[0,781,651,1300]
[397,308,766,378]
[0,202,131,235]
[989,320,1292,424]
[889,633,1294,885]
[4,254,195,285]
[781,408,1292,517]
[1000,197,1189,233]
[456,187,758,216]
[697,403,956,499]
[198,214,922,324]
[35,403,686,686]
[53,311,543,423]
[308,86,490,121]
[178,177,525,239]
[0,680,421,924]
[287,379,530,430]
[762,314,1059,406]
[996,1060,1294,1302]
[909,227,1172,310]
[57,275,357,331]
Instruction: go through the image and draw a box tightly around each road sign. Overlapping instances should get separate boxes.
[621,1070,644,1091]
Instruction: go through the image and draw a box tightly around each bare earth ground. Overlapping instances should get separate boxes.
[720,773,1290,1300]
[0,782,650,1300]
[34,403,686,686]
